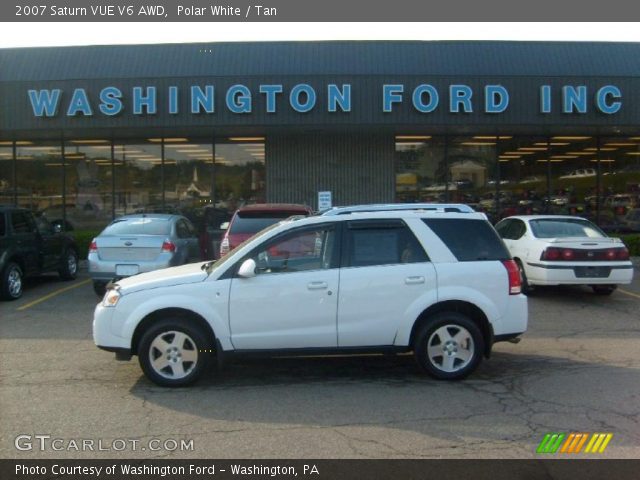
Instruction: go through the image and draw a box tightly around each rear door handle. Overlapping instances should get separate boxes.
[307,281,328,290]
[405,276,425,285]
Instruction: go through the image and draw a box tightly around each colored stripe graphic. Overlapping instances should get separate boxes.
[537,433,566,453]
[560,433,588,453]
[584,433,613,453]
[538,433,612,454]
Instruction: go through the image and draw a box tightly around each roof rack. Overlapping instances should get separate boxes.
[320,203,476,216]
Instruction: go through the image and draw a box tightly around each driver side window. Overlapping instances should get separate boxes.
[251,226,336,275]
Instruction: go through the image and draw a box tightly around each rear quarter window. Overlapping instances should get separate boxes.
[422,218,510,261]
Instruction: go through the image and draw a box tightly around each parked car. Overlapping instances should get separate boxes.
[88,214,201,296]
[495,215,633,295]
[93,204,527,387]
[604,194,639,215]
[0,206,78,300]
[219,203,313,257]
[559,168,596,179]
[620,208,640,233]
[198,207,233,260]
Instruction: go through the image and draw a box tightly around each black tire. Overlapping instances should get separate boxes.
[592,285,617,296]
[516,259,534,295]
[93,281,107,297]
[413,312,484,380]
[1,262,24,301]
[58,249,78,280]
[138,318,213,387]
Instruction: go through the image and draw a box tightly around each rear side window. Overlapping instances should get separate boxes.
[230,211,305,235]
[103,218,171,236]
[0,213,5,236]
[10,211,32,234]
[345,220,428,267]
[423,218,510,261]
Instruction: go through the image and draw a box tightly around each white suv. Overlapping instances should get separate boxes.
[93,205,528,387]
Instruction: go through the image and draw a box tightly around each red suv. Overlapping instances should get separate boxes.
[219,203,313,256]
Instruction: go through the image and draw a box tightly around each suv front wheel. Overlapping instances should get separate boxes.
[414,312,484,380]
[138,319,213,387]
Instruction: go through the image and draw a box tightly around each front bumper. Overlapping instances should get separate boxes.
[93,302,129,351]
[525,261,634,286]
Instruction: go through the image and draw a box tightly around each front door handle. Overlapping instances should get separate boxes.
[307,281,328,290]
[405,276,425,285]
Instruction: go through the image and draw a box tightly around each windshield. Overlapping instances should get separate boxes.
[205,221,285,274]
[229,211,306,235]
[529,218,606,239]
[102,218,171,236]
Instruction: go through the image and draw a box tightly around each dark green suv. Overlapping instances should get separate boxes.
[0,206,78,300]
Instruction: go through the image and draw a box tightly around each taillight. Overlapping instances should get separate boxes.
[541,247,561,261]
[89,239,98,253]
[502,260,522,295]
[161,240,176,253]
[617,247,630,261]
[561,248,575,261]
[605,249,617,261]
[220,235,230,256]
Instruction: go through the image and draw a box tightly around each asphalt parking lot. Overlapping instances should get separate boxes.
[1,266,639,459]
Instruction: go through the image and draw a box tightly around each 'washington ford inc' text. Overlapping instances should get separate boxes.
[178,5,278,16]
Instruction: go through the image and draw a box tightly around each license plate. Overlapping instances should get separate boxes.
[574,266,611,278]
[116,264,139,276]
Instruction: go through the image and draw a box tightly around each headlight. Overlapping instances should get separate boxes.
[102,288,121,307]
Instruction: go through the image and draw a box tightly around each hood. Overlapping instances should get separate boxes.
[115,262,208,294]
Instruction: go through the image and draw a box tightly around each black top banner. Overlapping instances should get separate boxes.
[3,0,640,21]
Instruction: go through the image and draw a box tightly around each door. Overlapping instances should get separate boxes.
[229,224,339,349]
[175,218,200,263]
[337,219,437,347]
[9,211,39,275]
[34,215,63,271]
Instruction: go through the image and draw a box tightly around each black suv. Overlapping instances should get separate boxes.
[0,206,79,300]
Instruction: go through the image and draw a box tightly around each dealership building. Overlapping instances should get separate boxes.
[1,41,639,230]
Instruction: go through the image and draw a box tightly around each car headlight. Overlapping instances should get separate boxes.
[102,288,121,307]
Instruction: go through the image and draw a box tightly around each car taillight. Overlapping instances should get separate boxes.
[161,240,176,253]
[541,247,561,261]
[502,260,522,295]
[220,235,230,256]
[89,239,98,253]
[617,247,630,261]
[561,248,575,261]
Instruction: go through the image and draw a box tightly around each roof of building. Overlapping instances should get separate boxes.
[2,40,640,81]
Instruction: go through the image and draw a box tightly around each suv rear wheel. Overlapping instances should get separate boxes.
[58,249,78,280]
[138,319,213,387]
[414,312,484,380]
[1,262,23,301]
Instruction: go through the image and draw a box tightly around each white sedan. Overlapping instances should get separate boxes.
[495,215,634,295]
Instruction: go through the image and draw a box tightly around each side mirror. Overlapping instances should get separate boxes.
[237,258,257,278]
[219,222,229,231]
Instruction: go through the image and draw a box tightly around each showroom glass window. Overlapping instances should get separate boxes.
[0,142,13,204]
[112,140,162,216]
[394,136,447,203]
[63,139,113,232]
[15,141,63,213]
[599,136,640,229]
[215,137,266,209]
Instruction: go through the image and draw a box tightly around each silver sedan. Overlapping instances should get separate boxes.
[89,214,201,296]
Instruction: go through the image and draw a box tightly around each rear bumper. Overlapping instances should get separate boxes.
[88,253,176,281]
[525,261,633,286]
